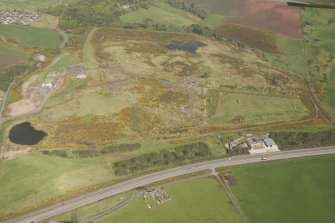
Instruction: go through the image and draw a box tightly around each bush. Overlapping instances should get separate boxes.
[41,150,67,158]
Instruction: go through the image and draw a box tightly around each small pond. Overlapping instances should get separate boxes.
[9,122,47,145]
[165,40,207,53]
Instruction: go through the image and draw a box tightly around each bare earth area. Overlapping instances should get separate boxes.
[226,0,303,38]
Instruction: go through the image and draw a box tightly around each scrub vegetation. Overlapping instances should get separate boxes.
[0,0,334,221]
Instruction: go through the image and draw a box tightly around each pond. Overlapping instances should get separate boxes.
[9,122,47,145]
[165,40,207,53]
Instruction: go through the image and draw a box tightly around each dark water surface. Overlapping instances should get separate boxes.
[165,40,207,53]
[9,122,47,145]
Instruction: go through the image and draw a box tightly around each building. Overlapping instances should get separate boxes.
[247,137,279,154]
[263,138,278,150]
[76,74,87,79]
[34,54,46,62]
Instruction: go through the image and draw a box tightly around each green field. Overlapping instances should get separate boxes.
[120,0,202,27]
[97,178,243,223]
[267,36,307,76]
[1,137,224,220]
[0,24,60,48]
[302,8,335,119]
[0,152,117,220]
[0,0,78,10]
[52,191,133,222]
[229,155,335,223]
[209,93,309,125]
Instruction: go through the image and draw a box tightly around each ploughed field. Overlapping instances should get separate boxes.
[185,0,303,38]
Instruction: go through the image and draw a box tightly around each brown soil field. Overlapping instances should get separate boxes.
[226,0,303,38]
[187,0,303,38]
[0,52,26,69]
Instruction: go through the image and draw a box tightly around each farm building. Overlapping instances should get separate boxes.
[247,137,279,154]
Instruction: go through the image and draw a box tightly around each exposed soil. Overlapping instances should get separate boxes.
[226,0,303,38]
[222,174,238,186]
[0,51,25,69]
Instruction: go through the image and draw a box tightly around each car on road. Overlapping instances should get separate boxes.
[261,157,267,160]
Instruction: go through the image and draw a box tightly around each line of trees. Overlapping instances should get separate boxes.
[270,131,335,150]
[45,0,151,29]
[167,0,209,20]
[41,143,141,158]
[113,142,211,176]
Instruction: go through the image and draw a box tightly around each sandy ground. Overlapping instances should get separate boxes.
[0,144,30,160]
[7,98,37,116]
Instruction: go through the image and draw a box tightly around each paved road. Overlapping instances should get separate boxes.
[6,146,335,223]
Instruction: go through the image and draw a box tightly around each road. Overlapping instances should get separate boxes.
[6,146,335,223]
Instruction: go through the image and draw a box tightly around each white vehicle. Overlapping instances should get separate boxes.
[261,157,267,161]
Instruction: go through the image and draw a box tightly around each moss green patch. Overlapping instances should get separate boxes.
[211,94,308,125]
[0,24,60,48]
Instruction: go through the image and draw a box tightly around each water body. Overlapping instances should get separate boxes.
[9,122,47,145]
[165,40,207,53]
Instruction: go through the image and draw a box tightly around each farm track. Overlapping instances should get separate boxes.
[215,173,248,223]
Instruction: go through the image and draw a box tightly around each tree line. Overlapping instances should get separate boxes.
[113,142,211,176]
[40,143,141,158]
[270,130,335,150]
[167,0,209,20]
[45,0,151,29]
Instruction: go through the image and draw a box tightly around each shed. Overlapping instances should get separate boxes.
[263,138,277,148]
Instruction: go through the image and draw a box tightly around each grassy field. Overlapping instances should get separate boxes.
[266,36,307,76]
[52,191,134,222]
[0,43,30,69]
[229,155,335,223]
[0,152,117,220]
[0,0,78,10]
[209,93,309,125]
[1,137,225,219]
[0,24,60,48]
[301,8,335,119]
[121,2,199,26]
[97,178,243,223]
